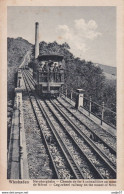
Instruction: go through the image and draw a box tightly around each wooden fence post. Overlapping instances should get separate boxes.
[101,102,104,125]
[65,88,67,98]
[89,96,92,116]
[70,90,73,101]
[61,85,64,95]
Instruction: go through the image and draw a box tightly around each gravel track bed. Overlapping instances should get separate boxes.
[58,97,116,150]
[53,99,116,165]
[45,100,115,179]
[23,95,53,179]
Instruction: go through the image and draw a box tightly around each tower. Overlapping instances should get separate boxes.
[35,22,39,59]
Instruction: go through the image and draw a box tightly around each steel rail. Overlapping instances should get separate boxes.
[56,98,116,155]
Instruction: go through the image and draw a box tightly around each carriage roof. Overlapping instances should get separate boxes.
[38,54,64,61]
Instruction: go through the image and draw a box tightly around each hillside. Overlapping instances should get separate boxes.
[103,72,116,80]
[8,37,32,100]
[94,63,116,76]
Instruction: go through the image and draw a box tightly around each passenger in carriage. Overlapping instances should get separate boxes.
[49,61,54,81]
[41,62,48,81]
[43,62,49,72]
[49,61,54,71]
[53,63,58,82]
[40,61,45,70]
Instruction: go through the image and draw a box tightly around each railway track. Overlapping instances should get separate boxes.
[22,71,95,179]
[26,69,116,161]
[42,100,116,178]
[22,69,116,178]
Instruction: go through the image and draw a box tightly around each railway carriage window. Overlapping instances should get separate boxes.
[54,62,58,66]
[59,61,62,67]
[41,74,43,82]
[62,59,65,67]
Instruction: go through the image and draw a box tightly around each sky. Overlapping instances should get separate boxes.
[7,6,116,67]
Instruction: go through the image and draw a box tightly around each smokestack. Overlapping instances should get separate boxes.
[35,22,39,59]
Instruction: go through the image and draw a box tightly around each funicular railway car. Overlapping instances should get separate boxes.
[33,54,65,98]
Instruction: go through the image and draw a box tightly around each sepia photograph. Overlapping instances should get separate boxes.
[7,6,117,180]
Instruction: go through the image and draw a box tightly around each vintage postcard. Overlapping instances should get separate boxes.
[0,0,124,191]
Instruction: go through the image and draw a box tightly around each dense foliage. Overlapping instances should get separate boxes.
[8,37,32,100]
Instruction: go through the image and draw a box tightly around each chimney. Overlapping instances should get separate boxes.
[35,22,39,59]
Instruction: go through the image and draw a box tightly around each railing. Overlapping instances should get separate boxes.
[18,95,23,179]
[38,71,64,83]
[60,86,116,128]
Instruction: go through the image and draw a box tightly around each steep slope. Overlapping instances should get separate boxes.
[94,63,116,76]
[7,37,32,145]
[7,37,32,100]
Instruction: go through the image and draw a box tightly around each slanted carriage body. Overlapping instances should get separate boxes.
[33,54,65,98]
